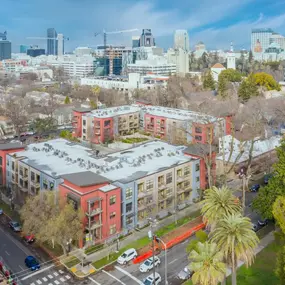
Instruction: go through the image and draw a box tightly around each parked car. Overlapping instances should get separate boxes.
[252,223,258,232]
[25,256,40,271]
[23,234,35,243]
[139,256,161,273]
[177,267,193,280]
[143,272,162,285]
[117,248,137,265]
[258,219,268,227]
[9,221,21,232]
[250,184,260,192]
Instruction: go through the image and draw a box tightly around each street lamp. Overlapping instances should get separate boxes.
[147,218,157,284]
[154,236,168,285]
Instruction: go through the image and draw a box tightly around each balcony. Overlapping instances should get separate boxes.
[177,187,185,193]
[86,208,102,217]
[87,221,102,231]
[177,175,186,182]
[158,183,167,190]
[138,203,146,211]
[138,190,153,198]
[95,124,101,129]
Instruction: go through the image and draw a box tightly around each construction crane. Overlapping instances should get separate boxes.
[26,34,69,56]
[94,29,138,75]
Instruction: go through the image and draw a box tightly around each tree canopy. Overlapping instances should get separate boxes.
[20,191,82,255]
[203,71,215,90]
[238,73,259,102]
[219,69,242,83]
[253,72,281,91]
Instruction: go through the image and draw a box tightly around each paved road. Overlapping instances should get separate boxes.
[87,191,262,285]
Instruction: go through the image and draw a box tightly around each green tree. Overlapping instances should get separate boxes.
[89,99,97,109]
[29,117,56,135]
[248,50,253,63]
[64,96,71,104]
[253,72,281,91]
[253,139,285,219]
[211,214,259,285]
[186,230,208,253]
[218,74,228,99]
[203,71,215,90]
[273,196,285,234]
[200,186,241,227]
[219,69,242,82]
[20,191,82,255]
[189,241,226,285]
[238,73,259,102]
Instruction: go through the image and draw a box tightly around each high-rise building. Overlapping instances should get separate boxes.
[47,28,58,55]
[57,33,64,56]
[132,36,140,48]
[270,33,285,50]
[27,47,45,57]
[251,28,274,53]
[0,31,11,60]
[20,45,29,53]
[140,29,155,47]
[174,30,190,51]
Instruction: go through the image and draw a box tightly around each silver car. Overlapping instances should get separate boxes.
[178,267,192,280]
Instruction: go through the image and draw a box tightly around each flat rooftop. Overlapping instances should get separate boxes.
[85,106,140,119]
[10,139,194,183]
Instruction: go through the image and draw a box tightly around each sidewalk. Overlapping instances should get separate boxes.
[226,231,275,277]
[72,203,201,263]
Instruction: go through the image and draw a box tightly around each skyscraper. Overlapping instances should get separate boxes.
[47,28,58,55]
[174,30,190,51]
[140,29,155,47]
[0,31,11,60]
[132,36,140,48]
[251,28,273,53]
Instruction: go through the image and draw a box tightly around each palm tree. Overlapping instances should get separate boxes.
[189,241,226,285]
[200,186,241,227]
[210,213,259,285]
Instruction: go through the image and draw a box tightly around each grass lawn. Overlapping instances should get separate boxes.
[92,210,201,269]
[120,137,148,144]
[61,256,80,268]
[183,240,280,285]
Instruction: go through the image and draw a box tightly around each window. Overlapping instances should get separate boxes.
[166,173,172,184]
[184,181,190,188]
[19,179,23,187]
[126,202,132,213]
[83,129,86,134]
[177,169,183,177]
[195,127,202,133]
[31,172,35,181]
[126,216,133,225]
[158,175,164,185]
[110,224,116,235]
[36,175,40,183]
[110,212,116,219]
[110,195,116,205]
[31,186,35,193]
[83,120,86,126]
[146,180,153,191]
[0,157,2,166]
[184,166,190,176]
[104,120,111,127]
[50,182,54,190]
[138,183,144,193]
[12,161,15,170]
[126,188,133,200]
[196,176,200,182]
[89,201,95,208]
[43,179,48,190]
[6,159,9,166]
[195,135,202,141]
[195,164,200,172]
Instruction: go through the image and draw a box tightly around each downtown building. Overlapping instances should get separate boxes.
[1,138,205,247]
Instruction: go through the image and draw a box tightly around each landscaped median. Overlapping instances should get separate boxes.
[91,210,203,270]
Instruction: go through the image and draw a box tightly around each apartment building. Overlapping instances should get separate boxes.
[73,105,228,145]
[79,106,140,143]
[0,116,15,139]
[4,139,204,241]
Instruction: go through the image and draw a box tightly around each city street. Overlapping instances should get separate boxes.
[88,191,262,285]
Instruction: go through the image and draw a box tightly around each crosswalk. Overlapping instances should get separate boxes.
[29,270,71,285]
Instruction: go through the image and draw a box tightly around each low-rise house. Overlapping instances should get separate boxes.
[0,116,15,139]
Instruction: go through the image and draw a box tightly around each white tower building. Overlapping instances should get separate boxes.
[57,34,64,57]
[174,30,190,51]
[227,42,236,70]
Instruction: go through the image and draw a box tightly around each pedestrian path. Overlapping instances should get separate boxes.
[22,269,72,285]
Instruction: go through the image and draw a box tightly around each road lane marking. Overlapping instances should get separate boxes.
[21,265,55,280]
[114,266,144,285]
[48,274,53,279]
[88,276,101,285]
[19,265,24,270]
[169,258,178,265]
[36,280,42,284]
[60,277,65,282]
[5,250,10,256]
[59,269,64,274]
[102,270,126,285]
[54,272,59,276]
[54,280,60,285]
[42,277,48,281]
[65,275,71,279]
[31,283,35,285]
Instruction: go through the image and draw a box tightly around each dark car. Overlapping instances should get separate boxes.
[23,234,35,243]
[9,221,21,232]
[258,219,268,227]
[252,223,259,232]
[250,184,260,192]
[25,256,40,271]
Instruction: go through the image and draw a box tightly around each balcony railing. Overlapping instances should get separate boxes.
[87,221,102,231]
[86,208,102,217]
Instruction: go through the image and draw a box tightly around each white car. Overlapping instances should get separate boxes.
[117,248,138,265]
[143,272,162,285]
[139,256,161,273]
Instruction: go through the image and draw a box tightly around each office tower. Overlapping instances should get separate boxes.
[57,33,64,56]
[132,36,140,48]
[195,41,206,51]
[47,28,58,55]
[174,30,190,51]
[140,29,155,47]
[0,32,11,60]
[251,28,273,53]
[27,47,45,57]
[20,45,29,53]
[270,33,285,50]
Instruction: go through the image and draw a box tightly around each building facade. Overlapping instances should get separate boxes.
[174,30,190,51]
[47,28,58,56]
[140,29,155,47]
[251,28,274,54]
[0,41,11,61]
[27,48,45,57]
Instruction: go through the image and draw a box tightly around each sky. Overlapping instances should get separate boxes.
[2,0,285,52]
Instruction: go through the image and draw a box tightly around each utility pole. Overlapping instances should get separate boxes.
[148,218,157,282]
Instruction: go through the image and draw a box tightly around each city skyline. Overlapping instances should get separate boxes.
[2,0,285,52]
